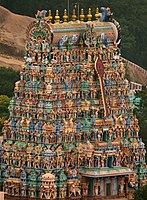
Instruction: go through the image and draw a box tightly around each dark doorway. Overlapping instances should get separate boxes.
[108,156,113,168]
[103,131,107,142]
[88,178,94,196]
[106,183,111,196]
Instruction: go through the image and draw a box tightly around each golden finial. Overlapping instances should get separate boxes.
[72,9,77,21]
[45,10,52,23]
[87,8,92,21]
[80,8,85,21]
[55,9,60,23]
[63,9,68,22]
[48,10,53,22]
[95,8,100,21]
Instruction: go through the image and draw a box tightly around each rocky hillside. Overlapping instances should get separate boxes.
[0,6,34,70]
[0,6,147,85]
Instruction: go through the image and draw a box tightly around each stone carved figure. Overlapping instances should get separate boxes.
[60,185,66,198]
[94,181,100,196]
[68,180,81,197]
[82,183,89,196]
[119,177,125,194]
[101,152,106,167]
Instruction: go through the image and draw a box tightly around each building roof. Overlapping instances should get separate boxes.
[51,21,117,47]
[79,167,133,178]
[7,178,21,183]
[42,173,55,181]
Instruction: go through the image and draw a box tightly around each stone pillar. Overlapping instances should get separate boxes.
[104,178,106,197]
[112,177,117,196]
[100,179,104,196]
[125,176,129,196]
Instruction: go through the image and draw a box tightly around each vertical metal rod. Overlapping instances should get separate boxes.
[68,0,70,21]
[78,3,79,20]
[138,153,141,189]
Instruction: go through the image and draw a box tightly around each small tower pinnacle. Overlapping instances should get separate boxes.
[80,8,85,22]
[72,8,77,21]
[63,9,68,22]
[55,9,60,23]
[87,8,92,21]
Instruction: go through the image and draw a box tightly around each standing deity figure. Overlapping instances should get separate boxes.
[94,181,100,196]
[68,181,81,197]
[82,183,88,196]
[60,185,66,198]
[119,178,125,194]
[101,153,106,167]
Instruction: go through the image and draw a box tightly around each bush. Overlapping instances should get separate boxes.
[134,184,147,200]
[0,95,11,134]
[0,67,19,97]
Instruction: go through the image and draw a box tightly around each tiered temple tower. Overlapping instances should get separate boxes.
[0,7,146,199]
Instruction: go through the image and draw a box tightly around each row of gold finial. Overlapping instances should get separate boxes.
[45,8,101,23]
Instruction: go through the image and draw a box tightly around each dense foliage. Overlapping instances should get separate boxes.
[134,184,147,200]
[0,0,147,69]
[0,67,19,97]
[0,95,11,134]
[134,88,147,156]
[0,67,19,134]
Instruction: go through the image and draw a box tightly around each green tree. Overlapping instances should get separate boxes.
[0,67,19,133]
[0,95,11,134]
[134,184,147,200]
[0,67,19,97]
[134,88,147,156]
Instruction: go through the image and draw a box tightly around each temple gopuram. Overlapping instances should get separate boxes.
[0,7,146,200]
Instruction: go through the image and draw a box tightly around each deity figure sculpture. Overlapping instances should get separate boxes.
[60,185,66,198]
[101,152,106,167]
[119,178,125,194]
[94,181,100,196]
[68,180,81,197]
[82,183,88,196]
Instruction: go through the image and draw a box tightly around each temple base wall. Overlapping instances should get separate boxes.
[4,194,134,200]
